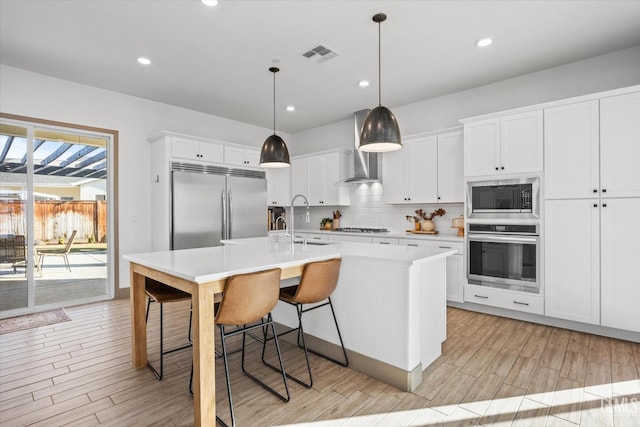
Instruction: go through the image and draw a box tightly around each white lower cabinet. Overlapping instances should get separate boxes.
[328,234,373,243]
[399,238,465,303]
[465,284,544,315]
[545,197,640,333]
[372,237,399,245]
[600,198,640,332]
[545,199,600,324]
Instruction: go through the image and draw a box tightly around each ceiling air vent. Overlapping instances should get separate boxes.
[302,45,338,64]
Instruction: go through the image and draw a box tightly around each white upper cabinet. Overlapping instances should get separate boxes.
[463,119,498,177]
[266,168,290,207]
[171,136,224,164]
[436,130,464,203]
[600,91,640,198]
[383,135,437,204]
[464,110,543,177]
[224,145,260,168]
[544,101,599,199]
[383,129,463,204]
[291,151,350,206]
[291,157,308,206]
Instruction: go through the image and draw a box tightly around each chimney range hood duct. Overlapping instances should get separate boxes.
[343,109,380,184]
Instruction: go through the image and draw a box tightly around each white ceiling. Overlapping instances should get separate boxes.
[1,0,640,133]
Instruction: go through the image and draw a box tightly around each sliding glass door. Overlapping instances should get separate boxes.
[0,119,114,315]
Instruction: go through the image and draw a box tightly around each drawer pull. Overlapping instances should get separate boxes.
[513,300,529,306]
[312,237,322,240]
[439,246,452,249]
[474,294,489,299]
[379,242,390,245]
[407,243,419,247]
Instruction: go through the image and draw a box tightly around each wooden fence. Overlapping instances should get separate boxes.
[0,201,107,243]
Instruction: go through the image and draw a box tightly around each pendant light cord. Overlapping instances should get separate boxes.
[273,70,276,134]
[378,19,382,106]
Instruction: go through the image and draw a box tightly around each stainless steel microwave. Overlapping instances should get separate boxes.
[466,177,540,219]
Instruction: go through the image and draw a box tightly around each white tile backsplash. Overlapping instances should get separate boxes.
[294,183,463,235]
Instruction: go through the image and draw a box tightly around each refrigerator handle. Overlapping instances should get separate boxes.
[228,190,233,239]
[221,189,227,240]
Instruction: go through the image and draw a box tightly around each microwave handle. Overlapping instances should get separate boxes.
[468,234,538,244]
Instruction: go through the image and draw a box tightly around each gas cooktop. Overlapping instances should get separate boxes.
[333,227,389,233]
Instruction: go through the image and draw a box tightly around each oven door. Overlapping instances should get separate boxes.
[467,233,540,293]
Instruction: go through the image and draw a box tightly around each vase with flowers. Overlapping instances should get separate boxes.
[406,208,446,232]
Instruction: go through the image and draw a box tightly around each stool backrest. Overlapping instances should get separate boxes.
[293,258,341,304]
[215,268,281,325]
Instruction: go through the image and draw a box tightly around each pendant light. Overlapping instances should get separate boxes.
[260,67,291,168]
[359,13,402,152]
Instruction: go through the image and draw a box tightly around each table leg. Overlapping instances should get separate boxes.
[192,283,216,426]
[130,266,147,368]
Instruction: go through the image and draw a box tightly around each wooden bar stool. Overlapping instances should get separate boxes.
[265,258,348,388]
[191,268,290,427]
[145,278,192,380]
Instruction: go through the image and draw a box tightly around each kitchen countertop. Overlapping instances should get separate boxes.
[124,238,456,284]
[284,228,464,242]
[224,237,456,265]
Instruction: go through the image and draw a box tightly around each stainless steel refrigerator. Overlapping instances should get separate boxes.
[171,164,267,250]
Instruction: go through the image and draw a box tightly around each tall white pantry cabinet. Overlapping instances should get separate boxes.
[544,91,640,332]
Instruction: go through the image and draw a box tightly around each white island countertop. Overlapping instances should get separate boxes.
[124,238,456,284]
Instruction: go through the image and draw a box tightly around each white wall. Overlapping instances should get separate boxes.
[290,46,640,232]
[0,64,289,289]
[291,45,640,156]
[79,180,106,201]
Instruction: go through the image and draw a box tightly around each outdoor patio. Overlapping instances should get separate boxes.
[0,249,108,312]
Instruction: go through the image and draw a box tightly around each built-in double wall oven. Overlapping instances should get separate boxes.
[466,177,541,294]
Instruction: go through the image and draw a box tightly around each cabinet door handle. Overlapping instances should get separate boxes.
[513,300,529,306]
[602,189,607,193]
[439,246,452,249]
[378,242,390,245]
[500,166,505,170]
[474,294,489,299]
[593,189,598,193]
[602,203,607,207]
[437,196,441,200]
[593,203,598,207]
[495,167,499,171]
[407,243,419,247]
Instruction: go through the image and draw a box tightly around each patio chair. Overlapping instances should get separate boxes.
[38,230,77,272]
[0,235,27,274]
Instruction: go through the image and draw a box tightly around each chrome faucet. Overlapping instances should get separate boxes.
[289,194,310,246]
[275,216,287,231]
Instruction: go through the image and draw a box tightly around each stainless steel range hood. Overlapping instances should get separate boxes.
[343,109,380,184]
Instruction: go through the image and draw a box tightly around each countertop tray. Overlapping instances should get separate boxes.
[405,230,439,235]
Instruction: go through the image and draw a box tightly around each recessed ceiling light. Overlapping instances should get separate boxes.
[286,106,295,112]
[201,0,218,6]
[358,80,370,87]
[137,57,151,65]
[476,37,493,47]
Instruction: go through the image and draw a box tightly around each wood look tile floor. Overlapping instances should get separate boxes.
[1,300,639,426]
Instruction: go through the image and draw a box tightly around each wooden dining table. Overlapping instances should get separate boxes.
[124,242,341,426]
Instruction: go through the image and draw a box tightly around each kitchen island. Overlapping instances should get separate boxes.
[223,237,456,391]
[124,239,455,426]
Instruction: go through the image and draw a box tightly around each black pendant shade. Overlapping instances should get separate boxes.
[359,105,401,152]
[260,66,291,168]
[359,12,402,152]
[260,133,290,167]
